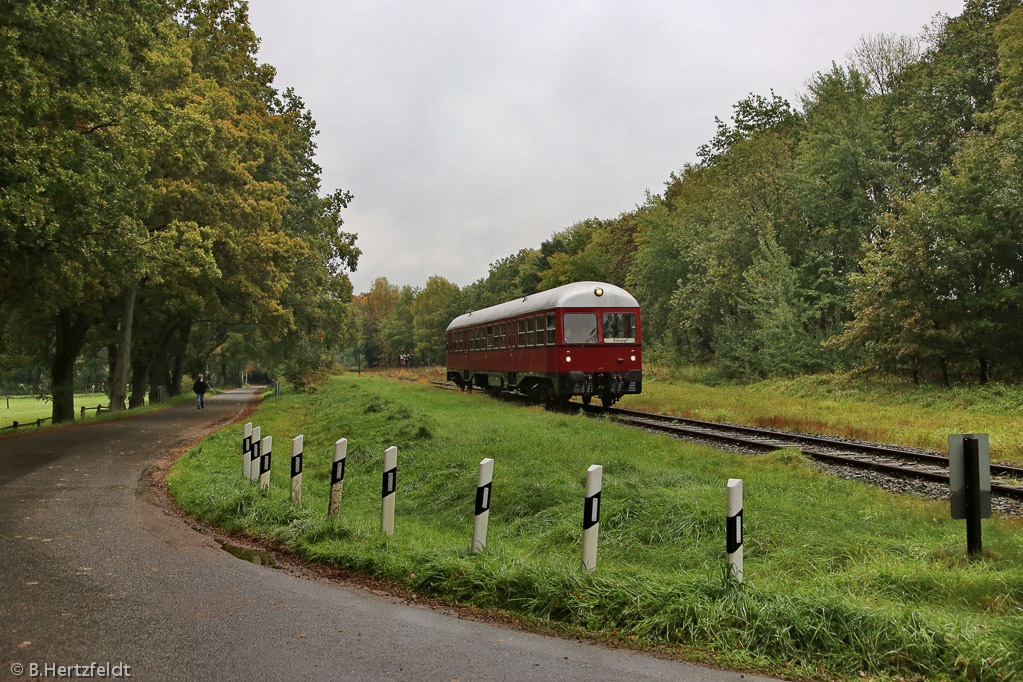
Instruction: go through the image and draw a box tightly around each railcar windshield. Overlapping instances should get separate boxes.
[602,313,637,343]
[563,313,598,344]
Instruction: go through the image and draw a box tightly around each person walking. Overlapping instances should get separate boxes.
[192,374,209,410]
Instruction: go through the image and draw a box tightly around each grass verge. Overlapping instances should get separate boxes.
[628,367,1023,465]
[169,375,1023,682]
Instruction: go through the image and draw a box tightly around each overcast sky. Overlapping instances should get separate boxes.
[246,0,966,294]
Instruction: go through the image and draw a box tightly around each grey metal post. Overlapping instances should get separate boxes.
[964,437,982,556]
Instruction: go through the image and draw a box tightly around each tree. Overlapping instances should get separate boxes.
[717,236,821,378]
[847,33,922,96]
[791,65,891,337]
[355,278,399,366]
[842,2,1023,384]
[0,0,174,421]
[412,276,460,365]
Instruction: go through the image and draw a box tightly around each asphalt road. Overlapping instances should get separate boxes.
[0,388,771,682]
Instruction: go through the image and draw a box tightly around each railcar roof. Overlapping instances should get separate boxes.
[446,281,639,330]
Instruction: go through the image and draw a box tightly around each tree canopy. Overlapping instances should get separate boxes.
[350,1,1023,386]
[0,0,358,420]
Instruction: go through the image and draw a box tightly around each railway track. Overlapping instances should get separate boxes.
[594,404,1023,501]
[424,379,1023,503]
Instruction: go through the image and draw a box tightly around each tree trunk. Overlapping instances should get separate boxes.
[108,283,138,411]
[939,357,950,388]
[129,357,149,409]
[51,308,90,424]
[149,351,170,402]
[168,319,192,397]
[978,356,989,385]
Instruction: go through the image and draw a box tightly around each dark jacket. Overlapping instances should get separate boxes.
[192,379,209,394]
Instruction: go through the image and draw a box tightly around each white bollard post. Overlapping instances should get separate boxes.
[249,426,262,484]
[242,422,253,478]
[381,446,397,536]
[727,478,744,583]
[327,438,347,517]
[472,458,494,553]
[258,436,272,491]
[581,464,603,572]
[290,435,303,505]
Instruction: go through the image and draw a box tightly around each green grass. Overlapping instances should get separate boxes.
[0,393,109,426]
[631,366,1023,466]
[0,392,194,434]
[169,375,1023,682]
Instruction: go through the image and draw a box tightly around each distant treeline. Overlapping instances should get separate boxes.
[0,2,359,421]
[355,0,1023,386]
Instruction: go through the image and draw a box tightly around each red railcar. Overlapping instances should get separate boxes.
[445,281,642,407]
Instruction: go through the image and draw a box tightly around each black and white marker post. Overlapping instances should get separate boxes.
[949,433,992,557]
[258,435,272,491]
[472,458,494,553]
[327,438,347,517]
[242,422,253,478]
[381,446,397,536]
[290,435,303,505]
[249,426,262,484]
[726,478,744,583]
[582,464,602,572]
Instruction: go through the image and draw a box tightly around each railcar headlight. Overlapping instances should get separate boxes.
[631,354,636,362]
[594,287,604,297]
[565,355,572,363]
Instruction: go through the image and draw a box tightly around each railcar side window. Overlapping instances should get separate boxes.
[546,313,556,344]
[526,317,535,346]
[517,319,525,346]
[602,313,637,343]
[501,323,507,349]
[534,315,545,346]
[486,326,493,349]
[563,313,598,344]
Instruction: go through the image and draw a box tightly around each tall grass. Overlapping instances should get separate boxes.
[632,367,1023,464]
[169,375,1023,681]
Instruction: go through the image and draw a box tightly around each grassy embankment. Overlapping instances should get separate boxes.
[365,365,1023,464]
[169,373,1023,682]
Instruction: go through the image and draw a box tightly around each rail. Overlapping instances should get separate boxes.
[424,378,1023,502]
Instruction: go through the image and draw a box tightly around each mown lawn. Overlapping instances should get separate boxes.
[169,374,1023,682]
[0,392,196,435]
[0,393,109,429]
